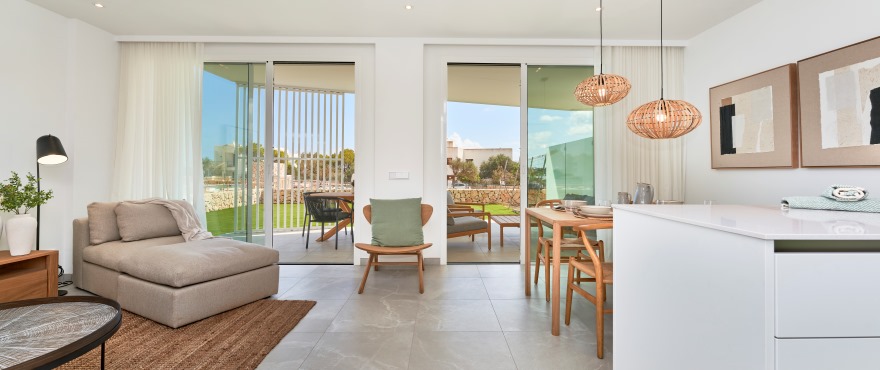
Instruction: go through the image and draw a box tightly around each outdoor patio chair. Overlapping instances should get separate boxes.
[303,195,352,250]
[447,207,492,250]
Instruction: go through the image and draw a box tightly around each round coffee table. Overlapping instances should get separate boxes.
[0,296,121,370]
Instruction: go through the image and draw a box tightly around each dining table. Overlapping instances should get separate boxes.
[524,206,614,336]
[308,192,354,241]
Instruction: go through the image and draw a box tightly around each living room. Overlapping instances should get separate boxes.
[2,0,880,369]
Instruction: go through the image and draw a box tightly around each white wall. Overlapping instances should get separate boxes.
[0,0,118,272]
[683,0,880,205]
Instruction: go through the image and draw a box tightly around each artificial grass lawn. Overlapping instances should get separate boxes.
[206,204,307,235]
[205,203,519,235]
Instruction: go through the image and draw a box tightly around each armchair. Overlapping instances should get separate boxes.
[447,191,487,219]
[446,208,492,250]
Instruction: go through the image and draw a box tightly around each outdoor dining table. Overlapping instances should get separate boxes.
[524,207,614,336]
[309,192,354,241]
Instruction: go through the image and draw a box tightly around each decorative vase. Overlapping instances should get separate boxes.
[7,214,37,256]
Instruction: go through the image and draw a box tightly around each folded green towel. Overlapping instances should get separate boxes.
[822,184,868,202]
[782,196,880,213]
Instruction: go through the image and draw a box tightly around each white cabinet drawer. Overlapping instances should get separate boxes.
[777,338,880,370]
[775,253,880,338]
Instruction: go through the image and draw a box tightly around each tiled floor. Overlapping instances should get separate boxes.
[272,222,522,264]
[261,264,613,370]
[63,263,613,369]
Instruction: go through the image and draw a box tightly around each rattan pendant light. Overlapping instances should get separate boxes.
[625,0,702,139]
[574,0,630,106]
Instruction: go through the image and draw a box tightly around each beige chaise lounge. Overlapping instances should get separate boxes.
[72,201,279,328]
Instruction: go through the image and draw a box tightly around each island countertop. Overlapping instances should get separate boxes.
[613,204,880,240]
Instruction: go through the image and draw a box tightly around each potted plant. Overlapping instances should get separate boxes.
[0,172,53,256]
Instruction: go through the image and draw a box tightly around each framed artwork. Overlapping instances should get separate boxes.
[799,36,880,167]
[709,64,799,168]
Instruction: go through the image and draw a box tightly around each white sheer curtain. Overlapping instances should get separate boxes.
[111,42,205,217]
[594,46,686,203]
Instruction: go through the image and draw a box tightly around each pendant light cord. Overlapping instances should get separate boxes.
[599,0,604,74]
[660,0,664,99]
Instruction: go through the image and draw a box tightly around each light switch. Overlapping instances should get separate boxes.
[388,172,409,180]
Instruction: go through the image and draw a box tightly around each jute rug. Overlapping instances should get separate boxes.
[59,299,316,370]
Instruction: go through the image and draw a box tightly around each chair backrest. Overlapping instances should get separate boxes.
[304,196,341,222]
[536,199,562,207]
[363,204,433,226]
[534,199,562,238]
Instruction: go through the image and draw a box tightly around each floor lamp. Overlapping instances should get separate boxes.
[36,134,68,296]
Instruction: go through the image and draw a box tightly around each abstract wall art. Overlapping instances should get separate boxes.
[799,36,880,167]
[710,64,799,168]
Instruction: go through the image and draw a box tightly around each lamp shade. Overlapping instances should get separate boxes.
[625,99,702,139]
[574,73,631,106]
[36,135,68,165]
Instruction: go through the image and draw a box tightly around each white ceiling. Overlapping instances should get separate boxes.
[28,0,760,40]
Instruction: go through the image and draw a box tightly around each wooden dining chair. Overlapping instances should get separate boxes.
[355,204,433,294]
[565,224,613,359]
[533,199,601,301]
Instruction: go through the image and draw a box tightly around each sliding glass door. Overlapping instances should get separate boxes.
[202,63,267,243]
[526,65,596,206]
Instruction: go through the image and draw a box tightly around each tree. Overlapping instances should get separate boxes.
[202,157,225,177]
[342,148,355,182]
[479,154,518,185]
[449,158,479,184]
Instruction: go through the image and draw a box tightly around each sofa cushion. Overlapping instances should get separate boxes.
[87,202,121,245]
[448,216,487,234]
[117,238,279,288]
[83,235,186,271]
[116,202,181,241]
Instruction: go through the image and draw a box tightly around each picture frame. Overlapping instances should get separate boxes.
[709,64,799,168]
[798,36,880,167]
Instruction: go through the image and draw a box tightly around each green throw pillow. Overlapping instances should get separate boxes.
[370,198,424,246]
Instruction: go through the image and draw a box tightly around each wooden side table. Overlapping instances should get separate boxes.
[0,250,59,303]
[490,215,521,247]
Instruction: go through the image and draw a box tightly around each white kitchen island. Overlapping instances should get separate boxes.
[613,204,880,370]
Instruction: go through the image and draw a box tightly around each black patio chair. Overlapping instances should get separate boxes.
[304,195,353,250]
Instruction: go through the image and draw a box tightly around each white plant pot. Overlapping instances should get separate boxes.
[7,214,37,256]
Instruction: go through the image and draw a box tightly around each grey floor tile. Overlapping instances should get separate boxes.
[350,273,425,300]
[278,264,318,277]
[505,331,613,370]
[415,300,501,332]
[419,277,489,300]
[409,331,516,370]
[305,264,367,278]
[255,332,322,369]
[422,265,481,278]
[491,298,594,333]
[478,264,524,278]
[291,299,348,333]
[273,277,301,297]
[327,299,419,332]
[280,277,359,300]
[299,332,413,370]
[482,277,538,300]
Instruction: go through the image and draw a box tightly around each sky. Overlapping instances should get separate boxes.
[447,102,593,163]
